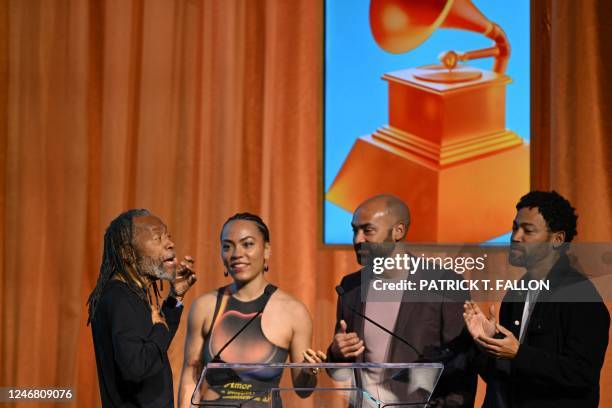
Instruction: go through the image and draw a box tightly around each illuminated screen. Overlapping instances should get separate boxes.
[323,0,531,245]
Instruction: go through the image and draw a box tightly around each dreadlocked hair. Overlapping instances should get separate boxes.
[87,209,151,325]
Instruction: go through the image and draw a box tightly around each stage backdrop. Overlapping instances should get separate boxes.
[323,0,531,245]
[0,0,611,407]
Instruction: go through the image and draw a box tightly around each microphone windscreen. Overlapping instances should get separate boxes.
[335,285,345,296]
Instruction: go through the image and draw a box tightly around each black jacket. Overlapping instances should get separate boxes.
[477,254,610,408]
[91,280,183,408]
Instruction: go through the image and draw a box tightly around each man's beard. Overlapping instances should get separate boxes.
[355,228,395,265]
[136,254,175,281]
[508,244,526,267]
[508,243,553,269]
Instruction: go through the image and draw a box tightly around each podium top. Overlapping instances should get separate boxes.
[204,362,443,369]
[192,362,444,407]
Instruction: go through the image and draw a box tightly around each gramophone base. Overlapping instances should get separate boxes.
[326,134,529,242]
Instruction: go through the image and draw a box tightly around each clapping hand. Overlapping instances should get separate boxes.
[463,301,497,339]
[475,323,520,359]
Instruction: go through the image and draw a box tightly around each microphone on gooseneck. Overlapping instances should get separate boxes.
[335,285,456,364]
[210,285,275,363]
[335,285,424,359]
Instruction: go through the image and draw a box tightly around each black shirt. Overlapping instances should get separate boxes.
[91,280,183,407]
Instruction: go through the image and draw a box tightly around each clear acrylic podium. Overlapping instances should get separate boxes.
[191,362,443,407]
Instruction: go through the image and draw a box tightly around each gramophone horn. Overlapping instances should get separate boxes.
[370,0,510,73]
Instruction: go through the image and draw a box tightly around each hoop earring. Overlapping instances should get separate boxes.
[224,270,229,277]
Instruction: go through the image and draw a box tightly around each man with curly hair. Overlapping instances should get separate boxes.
[464,191,610,408]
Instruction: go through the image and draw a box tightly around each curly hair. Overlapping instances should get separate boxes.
[516,190,578,242]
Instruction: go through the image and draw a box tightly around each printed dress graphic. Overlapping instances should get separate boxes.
[200,286,289,406]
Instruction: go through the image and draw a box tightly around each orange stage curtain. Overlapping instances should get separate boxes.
[529,0,612,407]
[0,1,610,407]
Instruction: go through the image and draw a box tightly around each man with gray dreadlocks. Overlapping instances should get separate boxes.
[88,209,197,407]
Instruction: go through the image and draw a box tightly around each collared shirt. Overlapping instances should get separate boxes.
[519,289,540,342]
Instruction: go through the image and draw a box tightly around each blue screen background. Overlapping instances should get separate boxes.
[324,0,530,245]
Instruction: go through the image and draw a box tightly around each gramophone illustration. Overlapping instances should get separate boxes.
[326,0,529,242]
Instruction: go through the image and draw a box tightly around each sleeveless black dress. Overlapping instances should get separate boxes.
[201,284,289,406]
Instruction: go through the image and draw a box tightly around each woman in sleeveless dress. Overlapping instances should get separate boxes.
[178,213,326,407]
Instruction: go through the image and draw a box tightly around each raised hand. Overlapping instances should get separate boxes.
[151,305,169,330]
[330,320,365,360]
[463,301,497,339]
[170,256,197,300]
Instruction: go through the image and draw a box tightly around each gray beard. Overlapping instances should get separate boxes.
[137,254,174,281]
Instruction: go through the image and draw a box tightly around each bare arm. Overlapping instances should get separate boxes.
[178,294,214,408]
[288,301,326,397]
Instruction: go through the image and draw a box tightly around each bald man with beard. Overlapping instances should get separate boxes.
[328,195,476,407]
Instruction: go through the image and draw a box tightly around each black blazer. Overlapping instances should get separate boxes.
[477,254,610,408]
[330,268,477,407]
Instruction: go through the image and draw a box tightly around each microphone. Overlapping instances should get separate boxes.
[335,284,459,385]
[335,285,456,364]
[335,285,423,359]
[211,285,275,363]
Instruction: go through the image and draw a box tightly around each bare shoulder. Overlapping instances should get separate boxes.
[270,288,312,322]
[191,289,218,309]
[188,290,219,322]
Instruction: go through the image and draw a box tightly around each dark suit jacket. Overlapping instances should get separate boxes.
[329,269,477,407]
[477,254,610,408]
